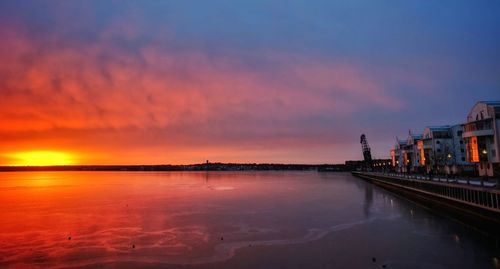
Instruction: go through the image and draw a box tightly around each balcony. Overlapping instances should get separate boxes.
[462,119,494,138]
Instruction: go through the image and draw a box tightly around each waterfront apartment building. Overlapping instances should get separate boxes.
[462,101,500,177]
[391,139,408,173]
[407,133,423,173]
[390,133,423,173]
[419,125,471,175]
[392,128,468,175]
[390,101,499,177]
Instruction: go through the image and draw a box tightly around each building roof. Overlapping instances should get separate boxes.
[479,101,500,107]
[426,125,451,131]
[467,101,500,122]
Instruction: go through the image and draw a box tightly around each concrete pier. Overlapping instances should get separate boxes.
[352,172,500,235]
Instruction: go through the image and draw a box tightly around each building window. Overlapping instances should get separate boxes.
[460,140,463,144]
[461,157,465,161]
[457,131,462,136]
[437,149,441,153]
[436,141,441,144]
[461,149,464,153]
[492,150,496,156]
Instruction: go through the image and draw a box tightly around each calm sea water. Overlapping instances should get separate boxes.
[0,171,498,268]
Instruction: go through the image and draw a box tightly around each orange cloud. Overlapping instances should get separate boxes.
[0,23,407,164]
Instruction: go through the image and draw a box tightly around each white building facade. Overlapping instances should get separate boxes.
[462,101,500,177]
[392,125,472,175]
[391,139,407,173]
[406,133,423,173]
[421,126,454,174]
[389,101,498,177]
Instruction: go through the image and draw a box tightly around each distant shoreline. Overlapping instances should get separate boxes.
[0,163,350,172]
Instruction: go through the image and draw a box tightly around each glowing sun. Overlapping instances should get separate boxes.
[7,151,75,166]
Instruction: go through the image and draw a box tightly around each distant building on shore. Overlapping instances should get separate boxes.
[345,159,391,172]
[390,101,500,177]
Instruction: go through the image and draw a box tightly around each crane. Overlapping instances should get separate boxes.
[360,134,373,170]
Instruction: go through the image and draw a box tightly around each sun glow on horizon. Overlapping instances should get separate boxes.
[6,151,76,166]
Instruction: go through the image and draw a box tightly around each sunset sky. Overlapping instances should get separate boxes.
[1,1,500,165]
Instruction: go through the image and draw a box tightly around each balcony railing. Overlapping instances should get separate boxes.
[463,119,493,133]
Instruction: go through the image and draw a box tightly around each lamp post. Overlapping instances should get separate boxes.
[446,153,452,180]
[480,148,488,186]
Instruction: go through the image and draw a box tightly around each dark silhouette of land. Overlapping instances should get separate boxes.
[0,162,346,172]
[0,159,392,172]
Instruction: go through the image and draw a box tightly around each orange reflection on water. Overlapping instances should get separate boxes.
[2,171,346,267]
[2,171,494,268]
[0,172,214,267]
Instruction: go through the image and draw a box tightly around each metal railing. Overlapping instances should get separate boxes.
[357,172,500,212]
[378,172,497,188]
[463,119,493,133]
